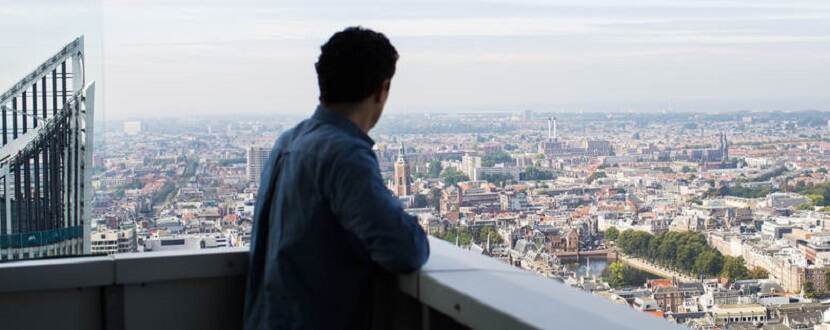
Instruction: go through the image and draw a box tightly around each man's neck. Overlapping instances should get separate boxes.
[323,102,373,134]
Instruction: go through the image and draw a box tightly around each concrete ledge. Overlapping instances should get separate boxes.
[0,255,113,293]
[114,247,248,284]
[416,238,682,330]
[0,238,682,329]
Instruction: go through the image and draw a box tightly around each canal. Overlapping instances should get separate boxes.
[563,257,663,285]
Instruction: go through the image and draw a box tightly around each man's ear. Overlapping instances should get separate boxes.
[374,79,391,104]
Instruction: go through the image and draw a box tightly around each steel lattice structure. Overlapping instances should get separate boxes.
[0,37,95,260]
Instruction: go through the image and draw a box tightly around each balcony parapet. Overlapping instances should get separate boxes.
[0,238,680,330]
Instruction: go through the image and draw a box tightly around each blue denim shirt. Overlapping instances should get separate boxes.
[243,106,430,330]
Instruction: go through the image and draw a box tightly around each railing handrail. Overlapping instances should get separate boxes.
[0,37,83,107]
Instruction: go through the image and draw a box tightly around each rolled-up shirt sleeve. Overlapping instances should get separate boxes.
[326,148,430,273]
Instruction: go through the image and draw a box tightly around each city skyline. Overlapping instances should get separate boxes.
[6,3,830,329]
[2,0,830,120]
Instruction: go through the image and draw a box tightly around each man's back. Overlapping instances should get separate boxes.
[244,106,429,330]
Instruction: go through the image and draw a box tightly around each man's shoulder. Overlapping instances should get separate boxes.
[279,118,373,160]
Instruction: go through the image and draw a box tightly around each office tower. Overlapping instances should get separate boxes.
[246,146,271,184]
[393,144,411,196]
[720,132,729,162]
[461,153,482,179]
[0,37,95,260]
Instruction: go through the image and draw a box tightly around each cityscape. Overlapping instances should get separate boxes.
[3,1,830,328]
[91,109,830,329]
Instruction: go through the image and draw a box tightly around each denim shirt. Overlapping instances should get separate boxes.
[243,106,430,330]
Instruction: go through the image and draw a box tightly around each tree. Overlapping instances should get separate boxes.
[825,269,830,292]
[474,226,504,245]
[681,165,695,173]
[151,182,176,206]
[721,256,749,281]
[797,182,830,206]
[521,166,554,181]
[427,160,443,178]
[693,250,724,276]
[482,151,513,167]
[602,261,651,288]
[804,281,817,298]
[676,243,702,271]
[481,173,515,186]
[425,188,442,211]
[605,261,626,288]
[806,194,825,206]
[441,167,469,186]
[796,202,815,211]
[604,227,619,241]
[586,171,607,184]
[747,267,769,279]
[440,227,473,246]
[413,194,428,208]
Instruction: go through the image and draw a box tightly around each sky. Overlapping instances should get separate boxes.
[1,0,830,120]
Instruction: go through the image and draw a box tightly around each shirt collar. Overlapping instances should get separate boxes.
[312,105,375,146]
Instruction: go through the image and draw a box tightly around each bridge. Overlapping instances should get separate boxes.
[553,248,619,261]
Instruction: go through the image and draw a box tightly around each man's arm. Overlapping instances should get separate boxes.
[326,148,429,273]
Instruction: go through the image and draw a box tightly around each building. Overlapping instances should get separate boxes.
[144,234,230,252]
[766,192,809,209]
[90,226,138,255]
[461,153,481,179]
[90,230,118,255]
[710,304,767,325]
[246,146,271,184]
[500,191,528,211]
[768,303,828,328]
[805,235,830,266]
[544,228,579,253]
[123,121,142,135]
[473,166,520,182]
[0,37,95,260]
[583,139,613,156]
[393,144,411,196]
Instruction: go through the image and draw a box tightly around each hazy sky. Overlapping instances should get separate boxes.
[2,0,830,120]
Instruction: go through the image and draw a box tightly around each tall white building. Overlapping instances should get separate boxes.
[247,146,271,184]
[461,153,481,178]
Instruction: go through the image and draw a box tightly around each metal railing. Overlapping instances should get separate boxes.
[0,37,94,259]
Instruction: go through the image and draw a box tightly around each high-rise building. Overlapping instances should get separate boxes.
[720,132,729,162]
[246,146,271,184]
[393,144,411,196]
[461,153,482,178]
[0,37,95,260]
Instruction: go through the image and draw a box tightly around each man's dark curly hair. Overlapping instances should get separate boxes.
[315,26,399,104]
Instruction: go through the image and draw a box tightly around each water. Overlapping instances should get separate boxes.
[563,257,609,277]
[562,257,662,285]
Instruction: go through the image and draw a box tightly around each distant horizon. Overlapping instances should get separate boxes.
[101,107,830,123]
[3,0,830,121]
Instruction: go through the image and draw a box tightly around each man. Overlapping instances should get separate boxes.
[243,27,430,330]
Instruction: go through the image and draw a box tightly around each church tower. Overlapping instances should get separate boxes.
[394,144,411,196]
